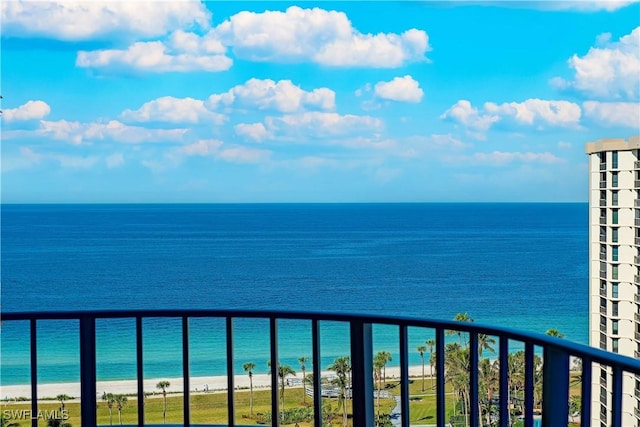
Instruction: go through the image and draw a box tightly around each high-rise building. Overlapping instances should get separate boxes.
[586,135,640,426]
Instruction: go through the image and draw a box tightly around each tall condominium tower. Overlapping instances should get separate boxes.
[586,135,640,426]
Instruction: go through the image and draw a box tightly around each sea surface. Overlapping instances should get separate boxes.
[1,203,588,386]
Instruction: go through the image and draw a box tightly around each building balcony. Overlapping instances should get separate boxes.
[600,180,607,188]
[635,161,640,170]
[635,199,640,208]
[600,305,608,314]
[600,198,607,207]
[635,237,640,246]
[600,163,607,171]
[635,294,640,304]
[634,256,640,265]
[600,269,607,279]
[635,312,640,322]
[2,309,640,427]
[635,219,640,227]
[600,217,607,225]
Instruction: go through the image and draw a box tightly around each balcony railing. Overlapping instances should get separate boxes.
[2,309,640,427]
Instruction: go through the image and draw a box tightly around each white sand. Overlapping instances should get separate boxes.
[0,366,431,401]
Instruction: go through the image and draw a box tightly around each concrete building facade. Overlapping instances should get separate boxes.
[586,135,640,426]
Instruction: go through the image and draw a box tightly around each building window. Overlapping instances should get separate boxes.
[612,209,619,225]
[612,320,619,335]
[612,282,619,298]
[612,338,619,353]
[613,301,619,317]
[612,151,618,169]
[612,246,619,262]
[612,191,619,206]
[612,228,619,243]
[612,172,619,187]
[612,265,619,280]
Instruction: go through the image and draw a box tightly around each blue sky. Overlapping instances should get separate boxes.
[1,1,639,203]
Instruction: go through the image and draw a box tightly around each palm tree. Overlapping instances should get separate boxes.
[425,338,436,390]
[379,351,392,384]
[242,362,256,417]
[448,312,474,346]
[1,416,21,427]
[55,394,70,412]
[156,380,170,424]
[373,352,387,425]
[298,356,309,404]
[417,345,427,392]
[102,392,115,426]
[45,419,71,427]
[115,395,127,426]
[328,356,351,427]
[479,358,499,426]
[546,328,565,338]
[477,333,496,358]
[267,361,296,419]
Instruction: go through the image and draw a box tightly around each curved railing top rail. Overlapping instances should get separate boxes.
[4,308,639,374]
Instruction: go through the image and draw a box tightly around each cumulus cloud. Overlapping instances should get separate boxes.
[106,153,125,169]
[2,100,51,122]
[472,151,563,166]
[217,146,271,164]
[484,99,582,127]
[582,101,640,128]
[76,39,232,73]
[1,0,210,41]
[534,1,639,11]
[235,123,269,142]
[215,6,429,67]
[374,75,423,103]
[121,96,226,124]
[440,100,500,133]
[208,78,335,113]
[264,112,384,139]
[552,27,639,100]
[38,119,187,145]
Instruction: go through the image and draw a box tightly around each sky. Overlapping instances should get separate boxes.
[1,0,639,203]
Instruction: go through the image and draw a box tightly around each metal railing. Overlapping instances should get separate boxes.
[3,309,640,427]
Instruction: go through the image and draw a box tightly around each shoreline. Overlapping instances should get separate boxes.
[0,366,430,401]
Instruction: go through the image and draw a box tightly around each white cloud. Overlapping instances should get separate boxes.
[265,112,384,139]
[217,146,271,164]
[471,151,563,166]
[106,153,125,169]
[208,79,335,113]
[484,99,582,126]
[552,26,640,100]
[535,1,639,11]
[374,75,423,103]
[177,139,224,156]
[2,100,51,122]
[215,6,429,67]
[583,101,640,128]
[76,39,232,73]
[38,119,187,145]
[121,96,226,124]
[235,123,269,142]
[440,100,500,133]
[1,0,211,41]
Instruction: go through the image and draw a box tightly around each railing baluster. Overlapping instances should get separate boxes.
[136,317,144,427]
[469,332,479,427]
[270,317,280,427]
[541,346,569,427]
[79,315,97,427]
[182,316,190,427]
[399,324,410,427]
[226,317,235,427]
[312,320,322,427]
[611,366,623,427]
[436,328,445,427]
[524,342,534,427]
[580,357,592,427]
[499,336,509,427]
[350,319,374,427]
[30,319,37,427]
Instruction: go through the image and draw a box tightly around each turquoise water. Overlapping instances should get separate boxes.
[1,203,588,385]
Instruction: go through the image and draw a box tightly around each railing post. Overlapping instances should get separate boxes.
[580,358,592,427]
[79,315,97,427]
[436,328,445,427]
[270,317,280,427]
[226,317,235,427]
[350,319,374,427]
[469,333,479,427]
[499,337,509,427]
[182,317,190,427]
[136,317,144,427]
[30,319,38,427]
[312,320,322,427]
[399,324,410,427]
[524,342,534,427]
[541,346,569,427]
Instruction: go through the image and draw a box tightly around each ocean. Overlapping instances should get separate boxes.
[0,203,588,386]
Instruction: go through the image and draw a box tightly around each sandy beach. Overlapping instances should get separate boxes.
[0,366,431,401]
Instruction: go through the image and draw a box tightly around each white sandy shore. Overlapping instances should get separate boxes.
[0,366,431,401]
